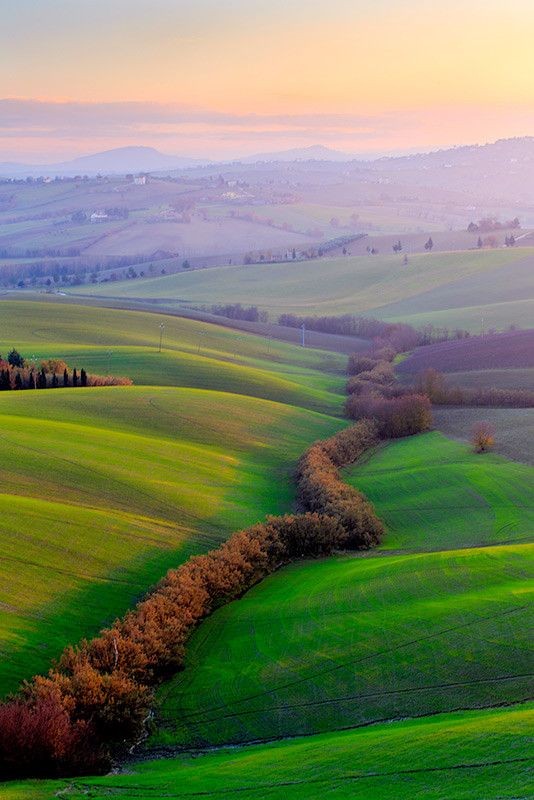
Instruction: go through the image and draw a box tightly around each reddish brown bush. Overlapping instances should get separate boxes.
[347,354,378,376]
[345,393,432,438]
[472,421,495,453]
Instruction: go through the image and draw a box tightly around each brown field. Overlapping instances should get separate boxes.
[432,406,534,465]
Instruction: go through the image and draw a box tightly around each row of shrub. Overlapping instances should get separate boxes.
[415,368,534,408]
[0,420,386,779]
[344,353,433,436]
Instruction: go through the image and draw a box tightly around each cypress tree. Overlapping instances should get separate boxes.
[63,368,69,387]
[14,373,23,390]
[80,368,87,387]
[72,368,78,387]
[29,371,36,390]
[37,369,47,389]
[52,373,58,388]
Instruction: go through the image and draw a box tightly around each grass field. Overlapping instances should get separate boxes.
[5,704,532,799]
[347,432,534,551]
[148,432,533,749]
[0,300,349,696]
[75,247,534,331]
[0,300,347,414]
[0,386,343,697]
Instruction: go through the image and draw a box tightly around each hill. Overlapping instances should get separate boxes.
[0,301,347,696]
[77,247,534,332]
[4,704,532,799]
[148,432,533,749]
[0,299,347,414]
[0,146,207,177]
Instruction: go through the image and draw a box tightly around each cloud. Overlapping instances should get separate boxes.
[0,99,394,155]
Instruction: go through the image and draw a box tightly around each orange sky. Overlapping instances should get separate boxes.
[2,0,534,160]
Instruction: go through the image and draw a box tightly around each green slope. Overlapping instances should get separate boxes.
[348,431,534,551]
[149,432,533,749]
[74,247,533,331]
[0,300,346,415]
[0,386,343,697]
[5,704,533,799]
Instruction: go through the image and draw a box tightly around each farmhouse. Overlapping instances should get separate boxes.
[90,211,109,223]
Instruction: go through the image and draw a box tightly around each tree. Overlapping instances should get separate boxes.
[37,369,47,389]
[51,373,59,388]
[63,368,69,387]
[182,260,191,269]
[72,368,78,388]
[7,349,24,368]
[80,368,87,387]
[424,237,434,251]
[28,371,36,390]
[392,240,402,253]
[472,421,495,453]
[14,373,23,390]
[477,236,483,248]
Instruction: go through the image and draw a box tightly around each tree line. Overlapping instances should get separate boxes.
[278,312,472,350]
[0,351,132,391]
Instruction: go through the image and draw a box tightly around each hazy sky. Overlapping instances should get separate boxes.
[2,0,534,161]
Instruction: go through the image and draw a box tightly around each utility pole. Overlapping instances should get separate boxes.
[159,323,165,353]
[301,322,306,348]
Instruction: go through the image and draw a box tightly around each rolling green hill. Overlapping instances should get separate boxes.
[0,386,344,697]
[0,300,346,414]
[0,300,348,696]
[74,247,534,331]
[149,432,533,750]
[5,704,532,799]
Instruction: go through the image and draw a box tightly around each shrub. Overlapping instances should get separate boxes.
[345,393,432,438]
[472,421,495,453]
[347,354,378,376]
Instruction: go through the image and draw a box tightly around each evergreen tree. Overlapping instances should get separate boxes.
[29,371,36,390]
[37,369,47,389]
[0,370,10,390]
[72,368,78,387]
[80,368,87,387]
[14,373,23,390]
[7,349,24,368]
[63,368,69,387]
[52,373,58,388]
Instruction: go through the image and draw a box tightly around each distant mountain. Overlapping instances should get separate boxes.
[240,144,356,163]
[0,146,210,177]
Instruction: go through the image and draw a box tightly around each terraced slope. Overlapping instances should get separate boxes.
[5,704,532,799]
[75,247,534,331]
[149,432,533,750]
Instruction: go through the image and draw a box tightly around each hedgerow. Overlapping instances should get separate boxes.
[0,344,434,779]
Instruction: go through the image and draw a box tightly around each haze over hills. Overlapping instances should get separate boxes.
[2,136,534,179]
[0,146,211,177]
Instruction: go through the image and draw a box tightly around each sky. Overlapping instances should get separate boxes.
[2,0,534,162]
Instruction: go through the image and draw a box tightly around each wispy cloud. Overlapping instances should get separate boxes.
[0,99,396,160]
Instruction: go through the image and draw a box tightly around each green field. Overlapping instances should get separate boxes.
[4,704,532,799]
[0,300,346,414]
[75,247,534,331]
[0,301,348,696]
[148,433,533,750]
